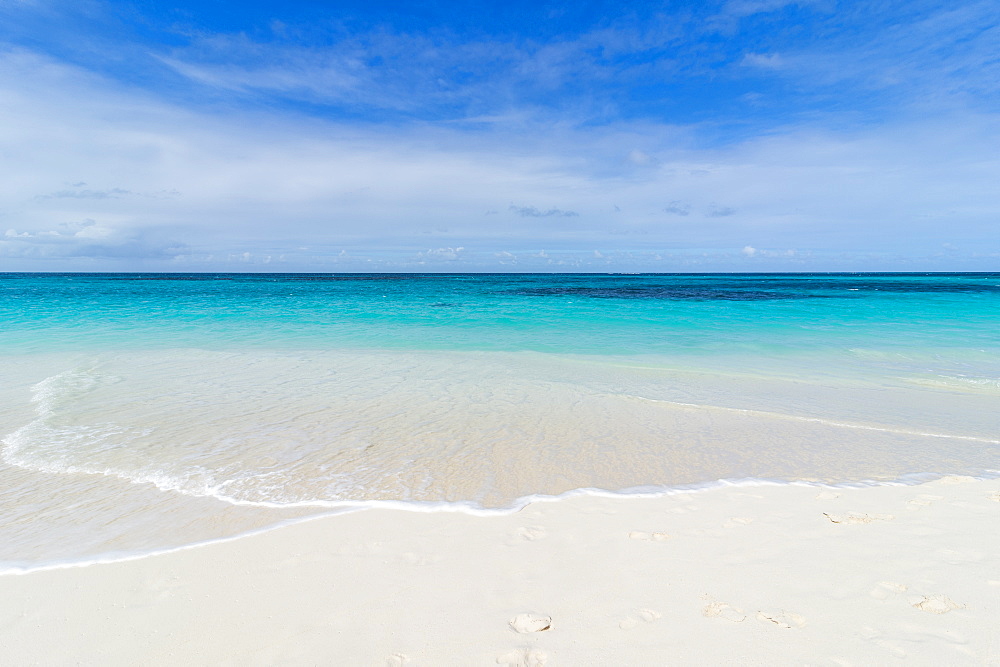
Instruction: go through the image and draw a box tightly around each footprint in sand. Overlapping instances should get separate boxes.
[907,494,944,510]
[702,600,746,623]
[619,608,661,629]
[823,512,894,524]
[496,648,548,666]
[628,530,671,541]
[911,594,963,614]
[756,610,806,628]
[869,581,908,600]
[987,492,1000,502]
[938,475,975,484]
[517,526,547,541]
[815,490,840,500]
[385,653,410,667]
[726,517,754,526]
[509,613,552,633]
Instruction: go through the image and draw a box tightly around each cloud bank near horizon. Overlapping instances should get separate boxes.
[0,0,997,271]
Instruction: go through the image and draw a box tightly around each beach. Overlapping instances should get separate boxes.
[0,273,998,663]
[1,475,998,664]
[4,0,999,658]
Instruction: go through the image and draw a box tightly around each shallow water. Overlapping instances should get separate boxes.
[1,273,998,566]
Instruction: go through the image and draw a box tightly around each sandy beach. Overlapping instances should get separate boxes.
[3,0,998,656]
[1,475,997,665]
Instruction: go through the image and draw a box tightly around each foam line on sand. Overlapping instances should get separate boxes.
[0,475,998,665]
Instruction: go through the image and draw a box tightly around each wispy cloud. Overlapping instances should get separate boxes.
[34,185,181,201]
[740,52,783,69]
[0,2,997,271]
[5,0,997,132]
[730,1,1000,112]
[721,0,817,19]
[35,187,133,200]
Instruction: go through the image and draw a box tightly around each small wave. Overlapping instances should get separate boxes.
[6,364,999,515]
[5,359,998,577]
[1,368,154,478]
[626,395,1000,444]
[906,374,1000,393]
[1,469,995,577]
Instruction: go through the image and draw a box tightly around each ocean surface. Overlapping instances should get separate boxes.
[1,272,998,569]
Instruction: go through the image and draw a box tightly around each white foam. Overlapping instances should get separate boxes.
[5,359,999,511]
[3,469,997,577]
[4,352,998,572]
[628,395,1000,444]
[908,374,1000,392]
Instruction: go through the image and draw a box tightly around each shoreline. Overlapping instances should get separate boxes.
[2,470,997,576]
[1,475,998,664]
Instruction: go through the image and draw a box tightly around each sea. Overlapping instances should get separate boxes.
[1,272,998,570]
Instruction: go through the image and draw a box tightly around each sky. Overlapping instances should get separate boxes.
[0,0,997,272]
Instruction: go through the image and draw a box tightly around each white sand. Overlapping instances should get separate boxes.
[1,476,998,665]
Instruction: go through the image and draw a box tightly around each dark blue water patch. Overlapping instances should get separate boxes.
[692,276,1000,295]
[511,286,815,301]
[280,275,418,281]
[503,274,1000,300]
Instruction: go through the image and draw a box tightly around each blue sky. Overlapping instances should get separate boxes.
[0,0,997,271]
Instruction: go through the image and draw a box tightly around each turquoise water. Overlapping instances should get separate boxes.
[1,273,998,566]
[3,273,999,356]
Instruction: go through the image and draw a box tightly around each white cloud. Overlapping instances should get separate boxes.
[509,204,579,218]
[742,245,757,256]
[0,48,998,270]
[740,52,783,69]
[419,247,465,261]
